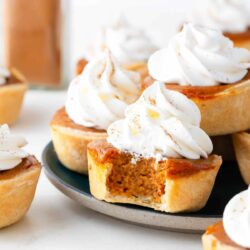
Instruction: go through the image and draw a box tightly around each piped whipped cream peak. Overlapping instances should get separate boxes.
[189,0,250,34]
[0,124,28,171]
[0,66,10,85]
[106,14,157,66]
[107,81,213,160]
[66,50,141,130]
[87,14,157,66]
[223,186,250,248]
[148,23,250,87]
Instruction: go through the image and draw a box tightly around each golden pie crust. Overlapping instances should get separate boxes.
[232,131,250,184]
[202,221,248,250]
[87,140,222,213]
[143,72,250,136]
[50,107,107,174]
[0,68,28,125]
[0,156,41,229]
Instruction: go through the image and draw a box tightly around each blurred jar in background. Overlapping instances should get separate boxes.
[3,0,70,88]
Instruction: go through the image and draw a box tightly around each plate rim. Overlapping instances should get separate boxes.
[42,141,221,234]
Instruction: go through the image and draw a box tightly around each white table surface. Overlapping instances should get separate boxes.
[1,90,202,250]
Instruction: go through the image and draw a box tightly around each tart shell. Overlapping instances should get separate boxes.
[232,132,250,185]
[76,58,148,83]
[0,156,41,229]
[50,108,107,174]
[202,221,246,250]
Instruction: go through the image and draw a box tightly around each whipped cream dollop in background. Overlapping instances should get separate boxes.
[66,50,141,130]
[87,15,157,66]
[0,66,11,85]
[148,23,250,87]
[108,81,213,161]
[189,0,250,34]
[0,124,28,171]
[223,186,250,248]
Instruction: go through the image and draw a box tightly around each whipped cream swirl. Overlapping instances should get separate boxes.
[148,23,250,86]
[66,50,141,130]
[0,125,28,171]
[189,0,250,34]
[223,186,250,248]
[0,66,10,85]
[105,15,157,66]
[87,15,157,66]
[108,81,213,160]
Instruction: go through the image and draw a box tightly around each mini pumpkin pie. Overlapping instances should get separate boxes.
[232,131,250,184]
[0,124,41,228]
[51,50,141,174]
[188,0,250,50]
[202,187,250,250]
[147,23,250,136]
[88,81,222,213]
[0,66,27,125]
[76,14,157,81]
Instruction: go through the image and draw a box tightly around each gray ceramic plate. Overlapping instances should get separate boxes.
[42,142,247,233]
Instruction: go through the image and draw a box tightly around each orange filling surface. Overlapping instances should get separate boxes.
[224,28,250,43]
[205,221,249,250]
[88,140,217,203]
[76,59,88,76]
[51,107,105,133]
[142,70,250,100]
[0,156,39,180]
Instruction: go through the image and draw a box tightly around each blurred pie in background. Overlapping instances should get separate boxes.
[88,81,222,213]
[0,66,27,125]
[188,0,250,50]
[76,14,157,82]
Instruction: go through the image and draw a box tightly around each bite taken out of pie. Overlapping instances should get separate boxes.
[188,0,250,50]
[88,81,222,213]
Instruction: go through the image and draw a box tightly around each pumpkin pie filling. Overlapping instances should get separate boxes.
[88,140,218,203]
[0,155,39,180]
[51,107,105,134]
[142,70,250,100]
[205,221,249,250]
[224,28,250,43]
[76,59,88,76]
